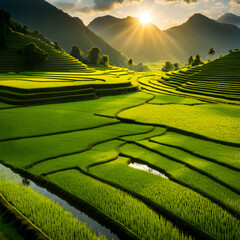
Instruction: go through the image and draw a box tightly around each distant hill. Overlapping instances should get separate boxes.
[89,16,163,62]
[0,30,92,73]
[217,13,240,28]
[88,13,240,63]
[0,0,128,67]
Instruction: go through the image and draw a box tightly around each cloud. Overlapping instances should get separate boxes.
[229,0,240,14]
[165,0,197,3]
[78,0,142,13]
[54,1,76,10]
[230,0,240,4]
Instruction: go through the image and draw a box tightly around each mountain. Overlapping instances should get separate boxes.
[217,13,240,28]
[0,0,128,66]
[89,16,164,62]
[88,13,240,63]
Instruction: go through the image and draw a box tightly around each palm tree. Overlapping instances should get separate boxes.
[208,48,215,60]
[128,59,133,67]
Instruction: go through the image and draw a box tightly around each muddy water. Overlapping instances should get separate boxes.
[129,162,169,179]
[0,163,119,240]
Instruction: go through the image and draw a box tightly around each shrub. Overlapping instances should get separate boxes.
[192,54,203,66]
[23,42,48,69]
[162,61,175,72]
[88,47,101,65]
[70,45,85,62]
[100,55,110,67]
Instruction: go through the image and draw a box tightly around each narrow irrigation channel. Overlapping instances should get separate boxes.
[0,163,119,240]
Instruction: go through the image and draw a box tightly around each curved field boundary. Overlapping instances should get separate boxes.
[138,80,227,104]
[120,127,167,142]
[116,114,240,147]
[0,82,133,94]
[149,139,240,172]
[0,92,98,106]
[145,80,240,105]
[134,142,240,195]
[119,152,240,220]
[177,86,240,102]
[86,142,127,170]
[26,126,154,170]
[43,167,214,240]
[0,122,120,143]
[0,195,50,240]
[0,162,142,240]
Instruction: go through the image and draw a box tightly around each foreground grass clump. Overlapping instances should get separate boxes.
[48,169,191,240]
[0,180,106,240]
[0,215,24,240]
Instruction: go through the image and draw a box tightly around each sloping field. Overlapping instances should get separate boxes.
[138,51,240,105]
[0,31,90,73]
[0,46,239,239]
[0,70,138,105]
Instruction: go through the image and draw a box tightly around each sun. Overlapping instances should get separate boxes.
[139,13,151,24]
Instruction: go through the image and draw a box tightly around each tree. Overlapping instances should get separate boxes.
[23,42,48,69]
[0,10,11,47]
[192,54,202,66]
[53,41,61,51]
[128,59,133,67]
[229,49,233,54]
[70,45,85,62]
[88,47,101,65]
[188,56,194,66]
[100,55,109,67]
[162,61,174,72]
[208,48,215,60]
[174,63,179,70]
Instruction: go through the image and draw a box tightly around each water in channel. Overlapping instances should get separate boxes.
[0,163,119,240]
[129,162,169,179]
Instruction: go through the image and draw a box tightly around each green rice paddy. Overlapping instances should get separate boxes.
[0,31,239,239]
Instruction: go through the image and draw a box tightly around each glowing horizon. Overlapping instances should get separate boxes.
[139,13,151,24]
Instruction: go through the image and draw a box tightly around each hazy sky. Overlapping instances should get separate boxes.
[46,0,240,29]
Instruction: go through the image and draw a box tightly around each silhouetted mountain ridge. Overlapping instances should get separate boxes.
[0,0,128,66]
[217,13,240,28]
[88,13,240,63]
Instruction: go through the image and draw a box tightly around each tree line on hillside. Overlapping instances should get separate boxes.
[0,10,63,52]
[70,45,110,67]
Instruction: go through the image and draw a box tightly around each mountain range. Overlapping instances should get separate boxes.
[0,0,239,65]
[217,13,240,28]
[88,13,240,63]
[0,0,128,66]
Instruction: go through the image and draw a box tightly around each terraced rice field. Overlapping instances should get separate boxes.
[0,51,239,239]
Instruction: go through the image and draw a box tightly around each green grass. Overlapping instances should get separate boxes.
[0,92,150,141]
[30,140,122,175]
[120,126,166,141]
[149,94,205,104]
[119,142,240,213]
[151,132,240,169]
[0,180,105,240]
[119,103,240,143]
[138,140,240,191]
[0,123,151,168]
[89,157,240,239]
[0,215,25,240]
[0,31,90,73]
[47,169,191,240]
